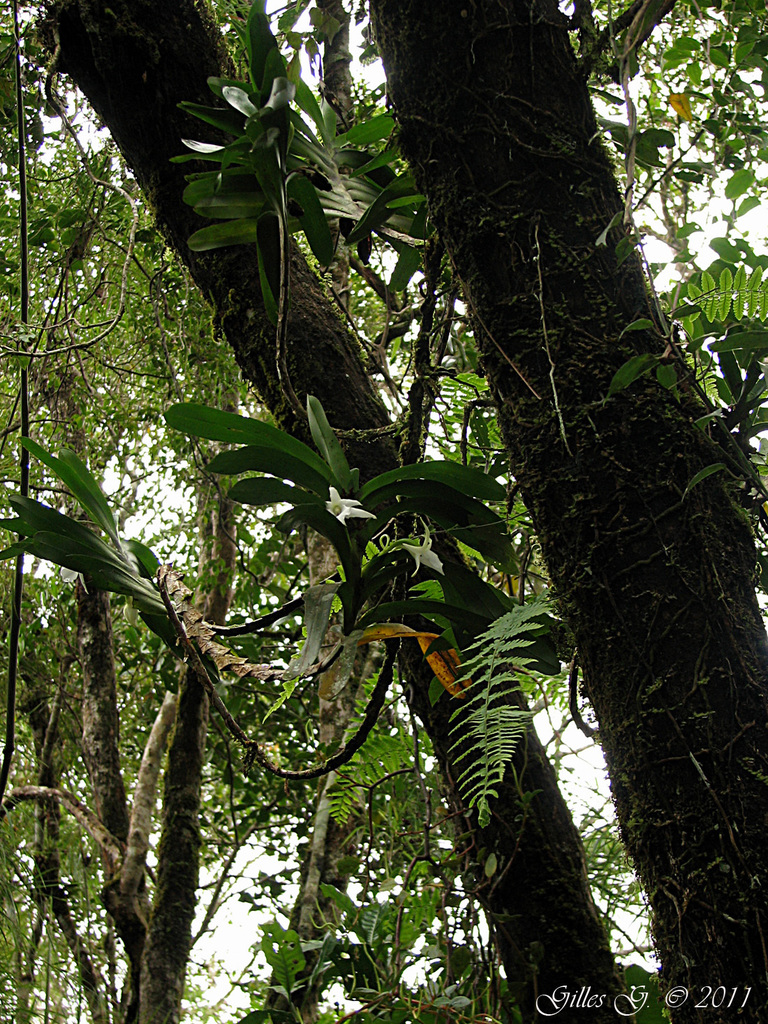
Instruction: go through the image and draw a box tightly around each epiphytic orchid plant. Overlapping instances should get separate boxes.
[0,397,558,778]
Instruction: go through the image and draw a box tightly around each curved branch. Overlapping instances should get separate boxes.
[3,785,124,869]
[243,645,397,780]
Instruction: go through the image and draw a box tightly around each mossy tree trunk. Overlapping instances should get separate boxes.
[371,0,768,1018]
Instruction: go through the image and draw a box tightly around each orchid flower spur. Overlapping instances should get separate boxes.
[326,486,376,524]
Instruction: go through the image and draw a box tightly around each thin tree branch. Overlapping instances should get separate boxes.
[120,691,177,899]
[3,786,124,870]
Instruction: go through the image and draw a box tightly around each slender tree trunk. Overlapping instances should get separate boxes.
[45,0,622,1013]
[370,0,768,1017]
[27,682,110,1024]
[138,493,237,1024]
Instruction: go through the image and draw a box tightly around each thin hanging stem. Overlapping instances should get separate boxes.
[1,0,31,806]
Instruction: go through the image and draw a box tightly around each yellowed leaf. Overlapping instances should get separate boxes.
[357,621,468,698]
[670,93,692,121]
[417,637,468,699]
[358,623,438,644]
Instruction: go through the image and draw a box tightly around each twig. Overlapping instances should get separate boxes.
[533,217,572,455]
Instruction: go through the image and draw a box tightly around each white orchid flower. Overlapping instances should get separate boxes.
[401,528,444,575]
[325,486,376,525]
[124,598,140,627]
[60,566,88,592]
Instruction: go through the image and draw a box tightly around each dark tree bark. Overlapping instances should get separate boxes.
[45,0,626,1016]
[370,0,768,1018]
[78,586,130,846]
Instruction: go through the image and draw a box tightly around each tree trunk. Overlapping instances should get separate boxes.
[138,493,237,1024]
[370,0,768,1017]
[45,0,624,1013]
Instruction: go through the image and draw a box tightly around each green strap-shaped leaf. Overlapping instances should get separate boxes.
[246,4,280,94]
[306,395,353,492]
[187,217,262,251]
[8,495,121,562]
[192,192,266,220]
[359,461,506,504]
[345,175,421,246]
[206,444,331,496]
[165,404,330,482]
[259,47,288,107]
[287,173,335,266]
[21,438,120,546]
[228,477,321,508]
[177,101,245,135]
[711,331,768,354]
[123,539,161,579]
[256,213,281,324]
[293,77,326,139]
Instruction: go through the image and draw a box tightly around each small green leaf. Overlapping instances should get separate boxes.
[684,463,726,497]
[619,318,655,337]
[484,852,498,877]
[656,363,677,390]
[725,168,755,200]
[607,354,659,396]
[596,212,622,247]
[389,246,422,292]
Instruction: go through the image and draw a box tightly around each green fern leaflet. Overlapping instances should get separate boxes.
[449,603,547,828]
[688,266,768,323]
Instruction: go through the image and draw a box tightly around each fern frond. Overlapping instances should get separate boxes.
[326,730,411,824]
[688,266,768,323]
[449,602,548,828]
